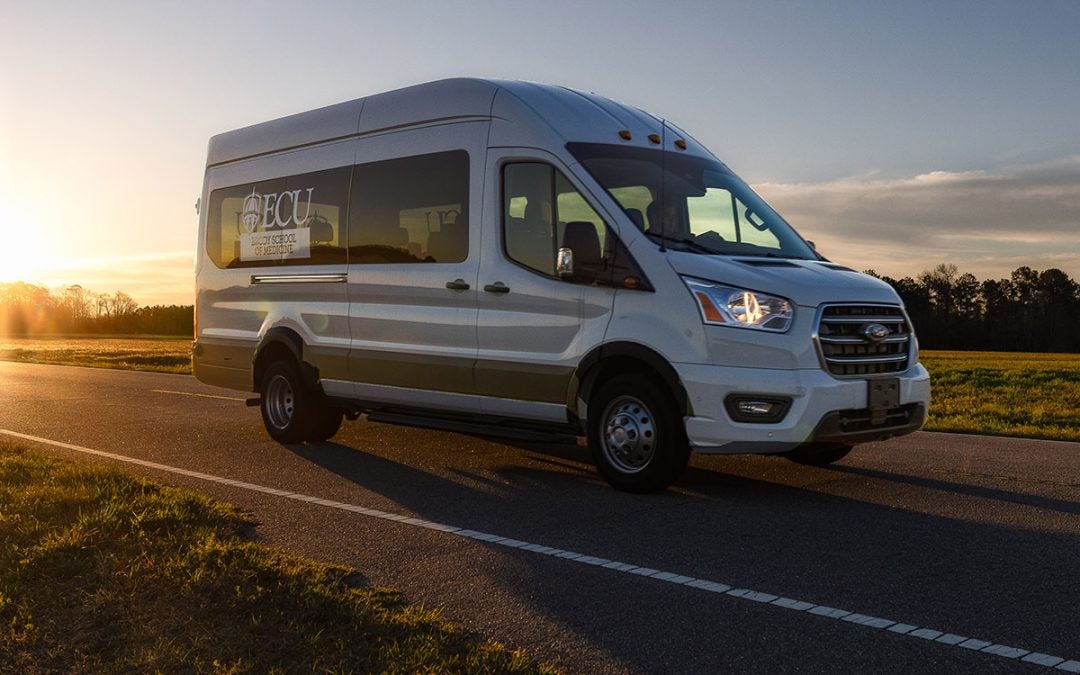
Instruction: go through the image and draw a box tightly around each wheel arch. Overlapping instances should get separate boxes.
[568,341,691,429]
[252,327,319,392]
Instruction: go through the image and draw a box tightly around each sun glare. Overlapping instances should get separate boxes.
[0,213,47,283]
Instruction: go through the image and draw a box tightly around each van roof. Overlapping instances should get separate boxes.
[206,78,708,167]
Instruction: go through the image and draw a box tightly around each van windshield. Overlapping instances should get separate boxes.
[567,143,816,260]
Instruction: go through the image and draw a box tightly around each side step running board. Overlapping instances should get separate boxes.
[366,411,578,445]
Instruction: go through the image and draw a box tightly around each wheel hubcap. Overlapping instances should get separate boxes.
[601,396,656,474]
[265,374,295,430]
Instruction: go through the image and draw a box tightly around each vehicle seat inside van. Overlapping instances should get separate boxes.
[562,221,602,279]
[308,214,335,244]
[507,201,554,272]
[427,213,468,262]
[625,208,646,232]
[646,202,662,233]
[370,221,409,248]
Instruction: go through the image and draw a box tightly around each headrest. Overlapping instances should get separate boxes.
[646,201,663,231]
[625,208,645,232]
[524,200,547,224]
[562,221,601,266]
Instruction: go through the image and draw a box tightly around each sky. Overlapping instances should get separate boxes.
[2,0,1079,305]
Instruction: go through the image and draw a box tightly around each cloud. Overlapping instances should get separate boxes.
[754,156,1080,280]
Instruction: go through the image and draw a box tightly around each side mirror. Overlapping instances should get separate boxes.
[806,240,816,251]
[556,247,574,278]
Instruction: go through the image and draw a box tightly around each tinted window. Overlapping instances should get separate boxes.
[348,150,469,264]
[556,172,607,257]
[687,187,780,249]
[206,166,349,269]
[503,162,610,281]
[504,163,556,275]
[567,142,816,260]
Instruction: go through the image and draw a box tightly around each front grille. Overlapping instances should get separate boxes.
[816,304,912,377]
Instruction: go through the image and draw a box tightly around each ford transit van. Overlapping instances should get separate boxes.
[194,78,930,492]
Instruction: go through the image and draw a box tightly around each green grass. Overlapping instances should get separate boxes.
[0,336,192,374]
[0,443,556,674]
[920,350,1080,442]
[1,338,1077,442]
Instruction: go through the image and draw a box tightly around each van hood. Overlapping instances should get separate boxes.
[665,251,901,308]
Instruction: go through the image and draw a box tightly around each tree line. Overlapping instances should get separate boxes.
[868,265,1079,352]
[3,266,1079,351]
[0,282,193,336]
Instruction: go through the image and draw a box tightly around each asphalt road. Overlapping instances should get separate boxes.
[1,360,1078,673]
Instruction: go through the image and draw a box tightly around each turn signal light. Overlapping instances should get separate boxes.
[694,291,725,323]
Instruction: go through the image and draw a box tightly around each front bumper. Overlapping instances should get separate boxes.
[674,361,931,453]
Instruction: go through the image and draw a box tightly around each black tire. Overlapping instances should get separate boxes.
[259,359,321,443]
[587,374,690,493]
[783,442,853,467]
[308,406,344,442]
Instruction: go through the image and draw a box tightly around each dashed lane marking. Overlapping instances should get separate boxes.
[151,389,246,402]
[1,427,1074,670]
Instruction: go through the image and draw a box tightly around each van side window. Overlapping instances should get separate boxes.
[503,163,556,274]
[503,163,608,278]
[206,166,350,269]
[349,150,469,264]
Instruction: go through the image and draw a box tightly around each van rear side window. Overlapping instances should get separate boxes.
[349,150,469,264]
[206,166,350,269]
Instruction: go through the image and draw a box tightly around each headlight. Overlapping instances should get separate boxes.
[682,277,793,332]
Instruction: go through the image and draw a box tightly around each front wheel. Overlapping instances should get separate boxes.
[588,375,690,493]
[783,442,853,466]
[308,407,344,442]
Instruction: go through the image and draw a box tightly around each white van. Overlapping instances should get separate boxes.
[194,78,930,492]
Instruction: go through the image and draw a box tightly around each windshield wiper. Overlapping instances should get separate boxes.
[735,250,816,260]
[733,250,781,258]
[643,231,717,254]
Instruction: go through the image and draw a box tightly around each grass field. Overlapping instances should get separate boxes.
[0,336,191,374]
[919,350,1080,441]
[0,337,1077,443]
[0,442,554,674]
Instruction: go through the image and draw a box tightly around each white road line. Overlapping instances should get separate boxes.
[151,389,246,402]
[1,426,1074,670]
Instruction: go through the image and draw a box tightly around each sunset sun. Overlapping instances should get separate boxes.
[0,214,48,283]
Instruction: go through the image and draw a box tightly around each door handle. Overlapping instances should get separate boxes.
[445,279,470,291]
[483,282,510,294]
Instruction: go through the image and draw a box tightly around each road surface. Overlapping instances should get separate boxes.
[1,361,1078,673]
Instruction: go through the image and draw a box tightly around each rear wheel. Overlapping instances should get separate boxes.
[259,360,325,443]
[783,442,853,466]
[588,375,690,493]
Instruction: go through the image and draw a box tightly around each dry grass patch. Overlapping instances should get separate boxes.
[0,443,556,674]
[0,336,191,374]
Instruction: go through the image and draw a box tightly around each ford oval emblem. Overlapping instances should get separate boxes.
[863,323,889,342]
